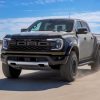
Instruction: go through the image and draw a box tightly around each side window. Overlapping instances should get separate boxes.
[81,21,90,32]
[76,21,82,30]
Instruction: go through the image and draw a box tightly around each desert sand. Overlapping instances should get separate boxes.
[0,63,100,100]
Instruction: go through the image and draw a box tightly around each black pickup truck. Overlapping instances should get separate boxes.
[1,19,100,82]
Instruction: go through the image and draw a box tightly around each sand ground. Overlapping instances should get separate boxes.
[0,63,100,100]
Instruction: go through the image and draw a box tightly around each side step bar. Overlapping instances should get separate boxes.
[79,61,94,66]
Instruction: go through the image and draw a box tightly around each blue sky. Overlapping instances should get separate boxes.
[0,0,100,39]
[0,0,100,18]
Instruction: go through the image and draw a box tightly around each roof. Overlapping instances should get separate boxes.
[38,18,87,22]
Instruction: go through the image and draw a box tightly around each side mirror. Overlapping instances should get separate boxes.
[21,28,27,32]
[77,28,88,34]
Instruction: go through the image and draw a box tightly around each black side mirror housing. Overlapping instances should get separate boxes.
[21,28,27,32]
[77,28,88,34]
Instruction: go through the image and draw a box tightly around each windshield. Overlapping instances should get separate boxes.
[28,19,74,32]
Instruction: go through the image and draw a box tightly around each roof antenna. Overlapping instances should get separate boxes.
[67,8,71,19]
[68,11,71,19]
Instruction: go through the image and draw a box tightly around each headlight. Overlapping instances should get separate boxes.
[47,38,64,50]
[3,38,11,50]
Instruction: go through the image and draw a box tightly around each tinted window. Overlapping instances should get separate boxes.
[76,21,82,29]
[81,21,90,32]
[28,20,74,32]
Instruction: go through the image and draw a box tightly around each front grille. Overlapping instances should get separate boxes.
[8,56,48,62]
[9,39,51,51]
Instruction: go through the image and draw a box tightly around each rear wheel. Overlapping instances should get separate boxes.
[60,51,78,82]
[91,49,100,71]
[2,63,21,78]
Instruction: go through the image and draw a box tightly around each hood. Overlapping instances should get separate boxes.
[15,31,68,36]
[5,31,73,39]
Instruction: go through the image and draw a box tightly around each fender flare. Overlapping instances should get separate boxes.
[94,43,100,59]
[65,43,79,61]
[93,36,100,59]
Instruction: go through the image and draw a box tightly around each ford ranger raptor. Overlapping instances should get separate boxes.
[1,19,100,82]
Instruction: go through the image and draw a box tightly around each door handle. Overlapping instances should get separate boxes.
[91,37,94,39]
[84,37,86,40]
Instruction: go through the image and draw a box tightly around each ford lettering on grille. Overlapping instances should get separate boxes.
[16,40,49,46]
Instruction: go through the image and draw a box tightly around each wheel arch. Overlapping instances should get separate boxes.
[93,42,100,59]
[71,46,79,61]
[65,44,79,61]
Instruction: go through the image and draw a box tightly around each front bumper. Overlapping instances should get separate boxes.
[1,51,68,70]
[1,50,65,56]
[7,60,50,70]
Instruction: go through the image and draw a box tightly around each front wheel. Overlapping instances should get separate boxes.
[2,63,21,78]
[60,51,78,82]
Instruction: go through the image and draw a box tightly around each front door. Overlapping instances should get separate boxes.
[76,21,94,60]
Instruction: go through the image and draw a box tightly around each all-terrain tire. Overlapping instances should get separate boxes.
[60,51,78,82]
[91,49,100,71]
[2,63,21,78]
